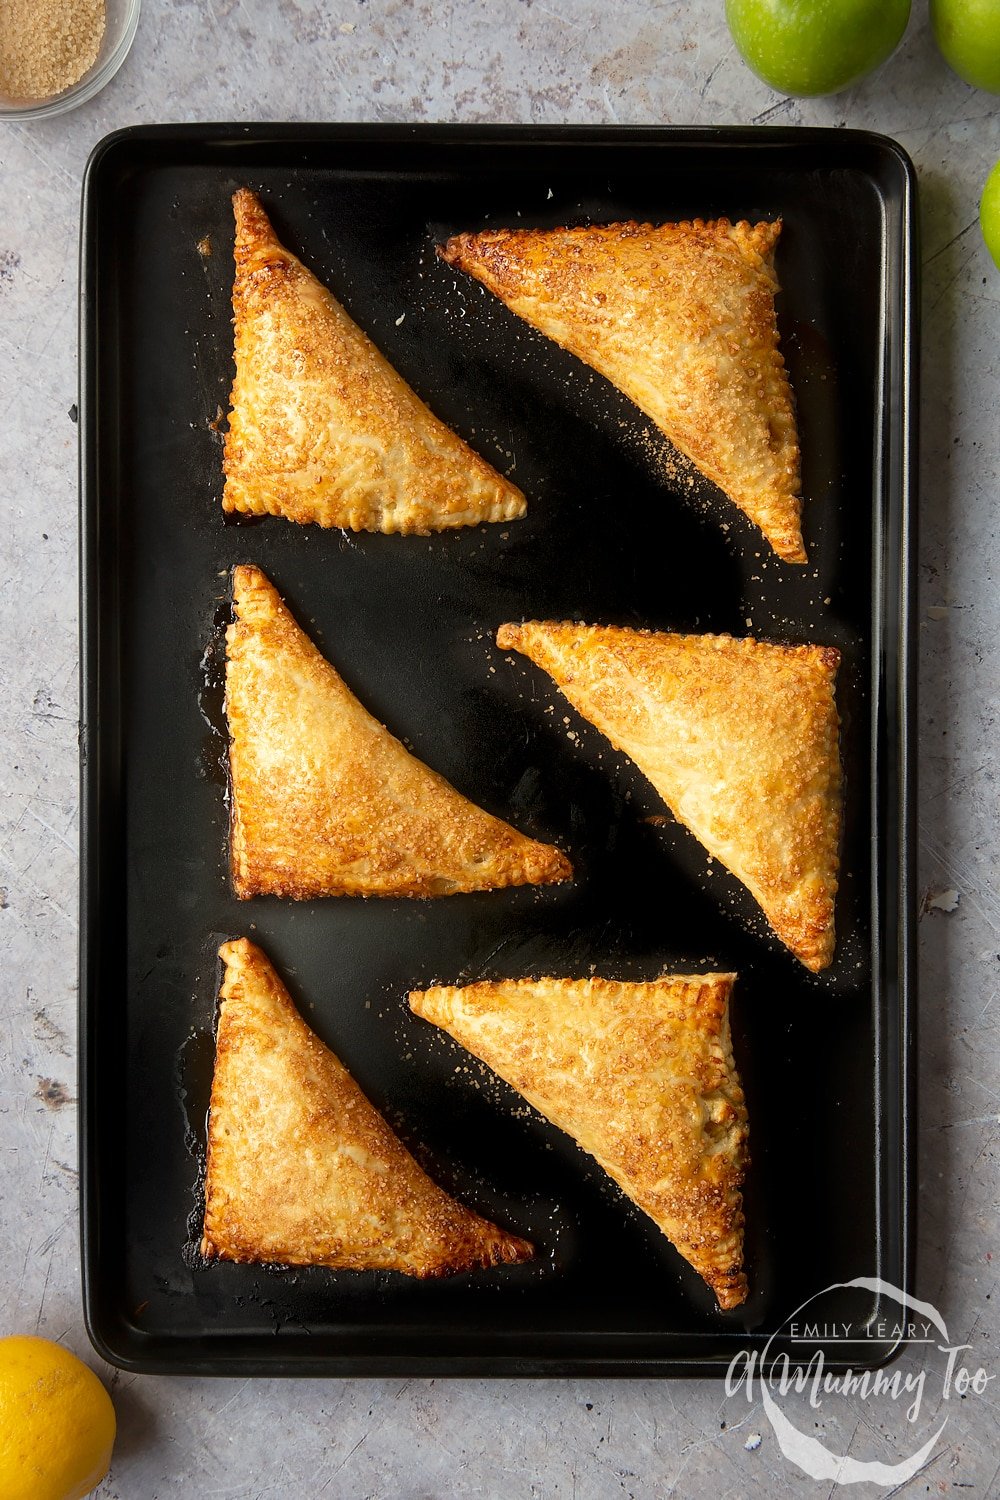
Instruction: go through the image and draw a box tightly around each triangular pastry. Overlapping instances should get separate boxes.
[224,189,526,533]
[226,565,572,898]
[439,218,805,562]
[410,972,749,1308]
[497,621,841,971]
[201,938,533,1276]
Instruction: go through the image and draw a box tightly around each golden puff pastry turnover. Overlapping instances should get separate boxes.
[223,189,526,534]
[226,565,572,899]
[497,621,842,971]
[410,972,749,1309]
[439,218,805,563]
[201,939,532,1276]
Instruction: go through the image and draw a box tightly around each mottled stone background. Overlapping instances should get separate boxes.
[1,1,998,1495]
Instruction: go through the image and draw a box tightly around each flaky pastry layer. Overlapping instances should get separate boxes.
[224,189,526,533]
[226,565,572,898]
[497,620,842,970]
[410,972,749,1308]
[201,938,533,1276]
[440,217,805,562]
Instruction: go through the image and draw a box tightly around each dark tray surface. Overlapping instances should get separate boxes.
[80,124,916,1376]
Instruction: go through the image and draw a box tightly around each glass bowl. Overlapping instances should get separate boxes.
[0,0,141,120]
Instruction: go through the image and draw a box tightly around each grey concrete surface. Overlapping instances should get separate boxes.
[1,1,998,1495]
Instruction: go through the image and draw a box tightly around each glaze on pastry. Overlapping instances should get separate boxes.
[224,189,526,533]
[410,971,749,1308]
[439,218,804,562]
[201,938,533,1276]
[225,565,572,898]
[497,620,842,970]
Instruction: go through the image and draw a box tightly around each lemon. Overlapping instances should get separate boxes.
[0,1336,116,1500]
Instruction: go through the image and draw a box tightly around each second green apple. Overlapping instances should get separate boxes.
[931,0,1000,93]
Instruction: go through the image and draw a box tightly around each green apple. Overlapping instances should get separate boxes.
[931,0,1000,93]
[725,0,912,96]
[982,158,1000,271]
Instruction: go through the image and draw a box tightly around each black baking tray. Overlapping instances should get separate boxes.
[79,124,917,1376]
